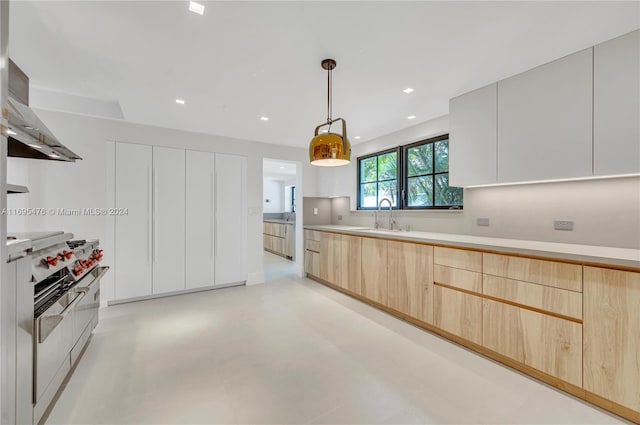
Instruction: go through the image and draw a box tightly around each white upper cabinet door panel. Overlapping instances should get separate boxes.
[152,146,186,294]
[449,83,497,186]
[594,30,640,176]
[114,142,153,300]
[186,150,215,290]
[214,153,247,286]
[497,48,593,183]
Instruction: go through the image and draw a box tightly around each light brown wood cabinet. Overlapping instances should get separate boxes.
[583,267,640,413]
[339,235,362,295]
[433,285,482,344]
[483,275,582,320]
[304,228,640,422]
[304,250,319,276]
[482,298,583,386]
[434,246,482,272]
[483,253,582,292]
[263,221,294,259]
[433,247,483,343]
[305,231,362,295]
[387,241,434,324]
[361,238,388,305]
[319,232,342,286]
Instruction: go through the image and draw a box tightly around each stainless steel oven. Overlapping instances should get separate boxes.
[7,231,108,425]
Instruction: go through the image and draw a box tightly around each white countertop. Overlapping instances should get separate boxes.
[263,219,296,224]
[304,225,640,270]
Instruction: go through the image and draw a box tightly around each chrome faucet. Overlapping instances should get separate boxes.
[377,198,395,230]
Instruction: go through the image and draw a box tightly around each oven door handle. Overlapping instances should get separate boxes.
[38,291,86,343]
[78,266,110,290]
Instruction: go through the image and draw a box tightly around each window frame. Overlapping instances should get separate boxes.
[356,147,401,210]
[356,133,463,210]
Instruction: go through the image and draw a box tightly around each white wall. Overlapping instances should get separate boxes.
[6,109,317,299]
[322,116,640,249]
[263,179,284,212]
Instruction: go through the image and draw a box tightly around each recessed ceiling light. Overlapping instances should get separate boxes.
[7,129,16,136]
[175,99,185,105]
[407,115,416,120]
[403,88,414,94]
[260,116,269,121]
[279,166,285,169]
[354,136,361,140]
[188,1,205,15]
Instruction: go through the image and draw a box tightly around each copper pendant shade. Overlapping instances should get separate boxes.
[309,59,351,166]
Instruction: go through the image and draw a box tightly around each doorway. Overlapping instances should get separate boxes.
[262,158,302,282]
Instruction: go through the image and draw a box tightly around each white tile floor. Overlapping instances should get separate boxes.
[46,252,626,424]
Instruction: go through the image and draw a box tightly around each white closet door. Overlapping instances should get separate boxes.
[152,147,186,294]
[214,153,247,286]
[115,142,153,299]
[186,150,215,290]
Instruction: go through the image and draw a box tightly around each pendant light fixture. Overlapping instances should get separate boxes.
[309,58,351,166]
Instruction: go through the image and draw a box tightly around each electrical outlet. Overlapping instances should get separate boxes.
[476,218,490,227]
[554,220,574,231]
[337,214,343,221]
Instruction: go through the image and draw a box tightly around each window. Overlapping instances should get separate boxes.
[358,149,399,208]
[357,134,463,210]
[290,186,296,213]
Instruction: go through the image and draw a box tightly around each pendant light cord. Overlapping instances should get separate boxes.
[327,66,332,127]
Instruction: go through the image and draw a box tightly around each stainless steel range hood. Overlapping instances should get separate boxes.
[6,60,81,162]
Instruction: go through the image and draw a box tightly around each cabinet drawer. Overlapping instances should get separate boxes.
[305,239,320,253]
[434,247,482,272]
[304,250,320,277]
[304,230,322,242]
[483,253,582,292]
[434,285,482,345]
[434,265,481,293]
[482,299,582,386]
[483,275,582,320]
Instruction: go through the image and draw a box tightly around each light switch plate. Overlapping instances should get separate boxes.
[313,207,318,216]
[477,218,490,227]
[554,220,574,231]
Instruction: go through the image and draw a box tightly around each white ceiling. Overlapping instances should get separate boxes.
[263,158,296,181]
[8,1,640,148]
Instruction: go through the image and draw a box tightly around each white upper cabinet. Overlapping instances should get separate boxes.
[114,142,153,300]
[497,48,593,183]
[449,83,497,186]
[214,153,247,286]
[152,147,186,294]
[185,150,215,290]
[593,30,640,176]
